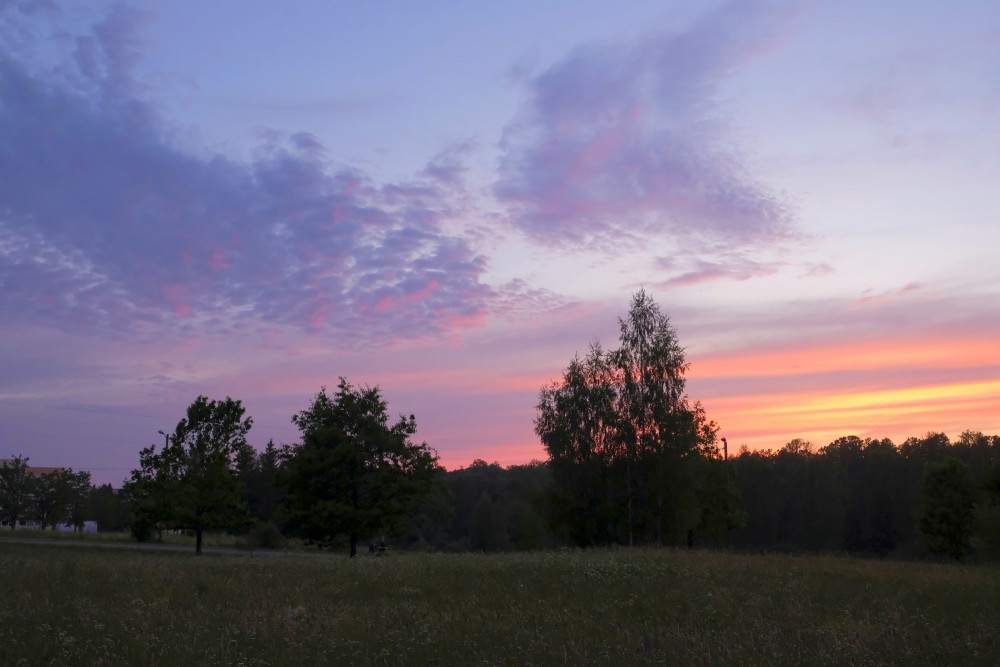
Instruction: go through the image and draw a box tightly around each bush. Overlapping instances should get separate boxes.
[245,521,284,549]
[129,516,155,543]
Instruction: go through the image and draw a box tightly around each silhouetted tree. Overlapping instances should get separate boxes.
[244,440,284,523]
[124,396,254,553]
[536,290,718,547]
[919,458,976,560]
[87,483,127,532]
[0,455,33,530]
[613,290,716,545]
[694,458,747,546]
[281,379,444,557]
[63,470,93,531]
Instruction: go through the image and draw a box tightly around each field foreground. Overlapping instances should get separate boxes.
[1,543,997,666]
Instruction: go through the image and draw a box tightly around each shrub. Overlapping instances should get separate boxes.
[246,521,284,549]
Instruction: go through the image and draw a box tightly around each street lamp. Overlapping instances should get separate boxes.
[721,437,728,461]
[157,430,170,449]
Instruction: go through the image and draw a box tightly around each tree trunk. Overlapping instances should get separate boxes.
[196,529,203,554]
[350,480,359,558]
[626,463,634,547]
[656,495,664,546]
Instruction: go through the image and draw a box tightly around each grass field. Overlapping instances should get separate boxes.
[1,542,997,666]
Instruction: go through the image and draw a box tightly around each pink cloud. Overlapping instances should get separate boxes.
[208,250,230,270]
[852,283,923,309]
[653,254,783,288]
[160,284,191,318]
[494,1,799,250]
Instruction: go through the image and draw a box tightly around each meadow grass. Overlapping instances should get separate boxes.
[1,543,996,666]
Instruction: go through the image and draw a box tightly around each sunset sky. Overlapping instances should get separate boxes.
[2,0,998,485]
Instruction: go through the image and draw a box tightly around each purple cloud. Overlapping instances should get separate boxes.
[0,4,493,343]
[494,1,798,250]
[653,254,783,288]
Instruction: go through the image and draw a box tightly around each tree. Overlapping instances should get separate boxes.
[919,458,976,560]
[32,469,92,531]
[536,343,621,545]
[470,491,508,552]
[535,290,719,547]
[124,396,254,553]
[34,470,69,530]
[88,483,128,532]
[0,455,34,530]
[972,460,1000,559]
[694,458,747,547]
[244,440,284,524]
[281,379,445,557]
[63,470,93,531]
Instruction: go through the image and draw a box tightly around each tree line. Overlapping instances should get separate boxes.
[401,430,999,561]
[3,291,998,560]
[0,458,94,531]
[729,431,1000,559]
[119,381,442,555]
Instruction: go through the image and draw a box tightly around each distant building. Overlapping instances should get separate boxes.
[1,458,73,530]
[0,458,64,477]
[57,520,98,533]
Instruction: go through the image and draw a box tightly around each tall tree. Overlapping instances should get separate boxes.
[244,440,284,523]
[536,343,621,545]
[536,290,719,547]
[281,379,444,557]
[124,396,254,553]
[0,455,34,530]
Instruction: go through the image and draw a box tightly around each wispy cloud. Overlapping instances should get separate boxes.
[494,1,799,251]
[0,3,494,343]
[852,283,923,309]
[653,254,784,288]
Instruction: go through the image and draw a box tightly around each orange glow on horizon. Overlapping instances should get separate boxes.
[690,336,1000,380]
[685,332,1000,451]
[704,376,1000,452]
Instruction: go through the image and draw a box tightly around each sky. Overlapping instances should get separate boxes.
[2,0,998,486]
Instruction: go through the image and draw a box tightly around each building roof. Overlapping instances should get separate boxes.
[0,459,65,476]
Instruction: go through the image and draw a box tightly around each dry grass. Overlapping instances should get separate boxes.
[0,543,996,665]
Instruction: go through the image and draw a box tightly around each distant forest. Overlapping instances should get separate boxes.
[4,430,999,562]
[4,291,998,561]
[409,430,1000,560]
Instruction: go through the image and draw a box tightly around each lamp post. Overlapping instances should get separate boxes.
[157,430,170,449]
[721,437,728,461]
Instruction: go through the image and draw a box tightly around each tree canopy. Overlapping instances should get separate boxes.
[0,455,32,530]
[124,395,254,553]
[280,378,444,557]
[535,290,728,547]
[920,458,976,560]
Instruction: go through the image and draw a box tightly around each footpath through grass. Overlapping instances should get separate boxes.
[1,542,997,665]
